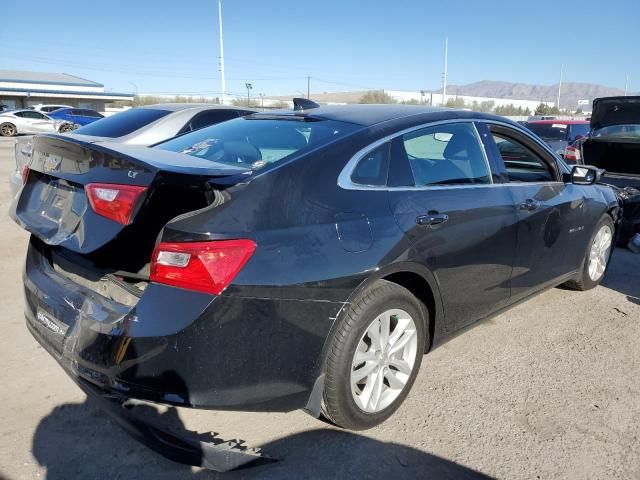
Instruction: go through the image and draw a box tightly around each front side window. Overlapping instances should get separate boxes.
[401,123,491,186]
[157,117,359,170]
[491,133,556,182]
[22,111,47,119]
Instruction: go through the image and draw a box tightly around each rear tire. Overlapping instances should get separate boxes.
[322,280,428,430]
[565,215,614,291]
[0,122,16,137]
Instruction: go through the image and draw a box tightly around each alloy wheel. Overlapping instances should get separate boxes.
[0,124,16,136]
[350,308,418,413]
[588,224,612,281]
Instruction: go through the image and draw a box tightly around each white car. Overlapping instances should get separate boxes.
[32,104,73,113]
[0,110,70,136]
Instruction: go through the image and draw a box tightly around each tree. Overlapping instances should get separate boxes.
[402,98,420,105]
[534,103,551,115]
[494,104,532,116]
[445,97,467,108]
[358,90,396,104]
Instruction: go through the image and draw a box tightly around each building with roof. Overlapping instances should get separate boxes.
[0,70,134,112]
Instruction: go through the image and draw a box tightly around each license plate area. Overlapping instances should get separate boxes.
[36,308,69,337]
[38,179,78,224]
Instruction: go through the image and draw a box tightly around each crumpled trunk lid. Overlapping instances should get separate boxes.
[11,134,249,256]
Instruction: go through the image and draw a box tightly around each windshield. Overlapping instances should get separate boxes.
[526,123,569,141]
[156,116,360,170]
[74,108,170,138]
[594,124,640,141]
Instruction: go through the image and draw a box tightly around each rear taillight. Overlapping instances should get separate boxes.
[21,165,30,185]
[563,146,581,163]
[150,240,256,295]
[85,183,147,225]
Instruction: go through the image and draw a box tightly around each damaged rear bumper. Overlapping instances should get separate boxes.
[24,237,343,413]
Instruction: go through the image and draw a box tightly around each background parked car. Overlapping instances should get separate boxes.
[70,103,256,145]
[574,96,640,243]
[0,109,70,137]
[47,107,104,131]
[32,104,73,113]
[525,120,590,159]
[10,104,256,196]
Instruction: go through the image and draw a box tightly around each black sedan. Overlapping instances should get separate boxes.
[12,103,619,438]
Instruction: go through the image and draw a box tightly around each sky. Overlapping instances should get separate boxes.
[2,0,639,99]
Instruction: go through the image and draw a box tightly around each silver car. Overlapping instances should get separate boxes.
[0,110,70,137]
[11,104,255,195]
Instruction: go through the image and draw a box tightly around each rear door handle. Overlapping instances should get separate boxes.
[519,199,540,211]
[416,212,449,227]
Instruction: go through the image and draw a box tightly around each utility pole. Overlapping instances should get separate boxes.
[259,93,265,111]
[625,74,629,96]
[245,83,253,107]
[556,64,563,110]
[307,76,311,99]
[442,37,448,106]
[217,0,226,105]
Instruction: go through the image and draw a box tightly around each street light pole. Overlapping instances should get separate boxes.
[245,83,253,107]
[217,0,226,105]
[127,81,138,95]
[259,93,265,111]
[307,76,311,99]
[442,37,448,106]
[625,74,629,96]
[556,64,563,110]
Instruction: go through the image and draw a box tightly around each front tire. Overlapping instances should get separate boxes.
[0,122,17,136]
[565,215,614,291]
[322,280,428,430]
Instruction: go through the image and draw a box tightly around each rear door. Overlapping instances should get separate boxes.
[481,123,588,300]
[386,121,518,330]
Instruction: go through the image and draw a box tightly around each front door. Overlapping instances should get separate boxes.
[387,121,518,330]
[483,124,589,301]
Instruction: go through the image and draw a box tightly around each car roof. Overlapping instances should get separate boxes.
[252,104,511,127]
[138,103,255,113]
[528,120,589,124]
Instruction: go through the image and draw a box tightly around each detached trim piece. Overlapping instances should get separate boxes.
[76,379,277,472]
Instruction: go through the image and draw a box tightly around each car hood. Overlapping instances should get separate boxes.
[591,96,640,130]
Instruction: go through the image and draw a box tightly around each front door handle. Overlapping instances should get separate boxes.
[519,199,540,211]
[416,212,449,227]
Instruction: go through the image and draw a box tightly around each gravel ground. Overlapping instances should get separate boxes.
[0,136,638,480]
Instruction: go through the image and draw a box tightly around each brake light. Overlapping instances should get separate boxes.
[86,183,147,225]
[564,146,581,163]
[21,165,30,184]
[150,240,256,295]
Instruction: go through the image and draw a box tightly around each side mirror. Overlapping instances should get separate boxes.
[571,165,602,185]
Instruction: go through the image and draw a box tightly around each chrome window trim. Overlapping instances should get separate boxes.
[337,117,569,191]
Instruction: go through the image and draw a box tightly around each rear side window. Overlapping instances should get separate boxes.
[74,108,171,138]
[400,123,491,186]
[491,134,555,182]
[351,143,390,186]
[180,109,240,134]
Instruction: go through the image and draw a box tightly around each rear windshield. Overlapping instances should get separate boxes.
[594,124,640,142]
[156,116,360,170]
[526,123,568,141]
[74,108,170,138]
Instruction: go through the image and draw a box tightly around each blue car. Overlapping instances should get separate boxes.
[47,107,104,131]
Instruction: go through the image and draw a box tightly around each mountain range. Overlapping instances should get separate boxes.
[439,80,635,109]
